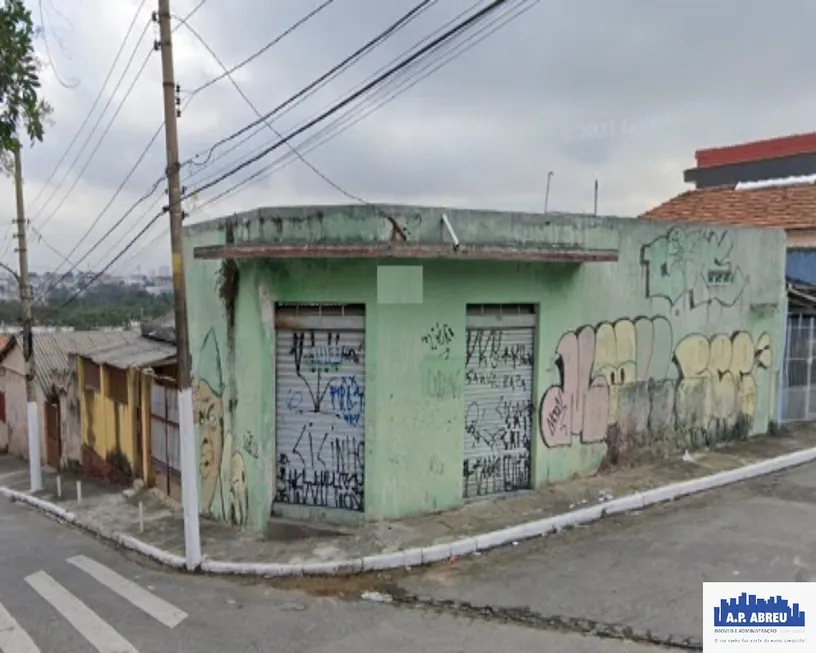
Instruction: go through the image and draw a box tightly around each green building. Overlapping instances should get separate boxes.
[183,205,785,533]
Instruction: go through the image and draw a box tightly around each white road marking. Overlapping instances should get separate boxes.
[67,555,187,628]
[24,571,139,653]
[0,601,40,653]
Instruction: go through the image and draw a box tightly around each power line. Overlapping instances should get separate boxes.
[32,19,154,230]
[45,207,167,316]
[190,0,489,201]
[182,0,509,206]
[28,0,151,221]
[184,0,337,100]
[200,0,537,210]
[45,0,526,315]
[176,14,393,218]
[180,0,440,189]
[183,0,438,172]
[45,123,165,281]
[87,192,164,273]
[0,0,150,267]
[37,0,79,89]
[37,178,165,300]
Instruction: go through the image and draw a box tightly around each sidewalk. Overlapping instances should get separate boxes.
[2,424,816,571]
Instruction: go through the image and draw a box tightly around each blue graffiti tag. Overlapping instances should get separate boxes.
[329,376,364,426]
[285,388,303,412]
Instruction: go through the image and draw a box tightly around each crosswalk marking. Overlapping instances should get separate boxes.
[67,555,187,628]
[0,601,40,653]
[25,571,140,653]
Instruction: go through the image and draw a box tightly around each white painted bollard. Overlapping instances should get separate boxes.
[138,502,144,533]
[76,481,82,505]
[56,475,62,498]
[178,388,202,570]
[27,402,42,492]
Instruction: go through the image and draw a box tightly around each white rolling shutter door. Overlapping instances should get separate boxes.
[463,305,535,498]
[274,304,365,512]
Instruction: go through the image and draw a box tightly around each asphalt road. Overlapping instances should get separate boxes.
[396,461,816,648]
[0,490,656,653]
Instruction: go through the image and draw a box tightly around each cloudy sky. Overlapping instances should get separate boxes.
[3,0,815,274]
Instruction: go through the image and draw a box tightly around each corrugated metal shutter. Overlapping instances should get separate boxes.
[463,305,535,498]
[275,304,366,512]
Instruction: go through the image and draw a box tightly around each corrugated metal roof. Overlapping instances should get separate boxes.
[34,330,140,395]
[86,336,176,369]
[140,311,175,344]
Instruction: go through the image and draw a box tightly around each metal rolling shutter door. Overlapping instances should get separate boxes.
[274,305,366,512]
[463,305,535,498]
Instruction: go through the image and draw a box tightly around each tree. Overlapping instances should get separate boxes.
[0,0,51,169]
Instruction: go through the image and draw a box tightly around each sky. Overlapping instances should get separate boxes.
[3,0,816,275]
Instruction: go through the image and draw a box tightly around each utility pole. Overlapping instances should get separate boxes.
[13,148,42,492]
[155,0,201,569]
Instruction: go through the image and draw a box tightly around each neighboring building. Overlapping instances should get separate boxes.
[642,132,816,283]
[0,330,138,468]
[642,132,816,425]
[74,317,177,489]
[182,204,786,533]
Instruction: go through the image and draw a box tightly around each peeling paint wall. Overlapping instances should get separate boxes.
[184,208,786,532]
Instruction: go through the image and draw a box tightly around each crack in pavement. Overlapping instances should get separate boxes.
[380,589,702,651]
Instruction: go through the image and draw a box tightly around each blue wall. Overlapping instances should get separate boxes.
[787,249,816,284]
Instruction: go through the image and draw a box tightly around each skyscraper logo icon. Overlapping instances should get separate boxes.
[714,592,806,628]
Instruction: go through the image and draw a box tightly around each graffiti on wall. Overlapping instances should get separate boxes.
[275,330,365,511]
[539,316,772,452]
[539,317,673,447]
[463,327,534,497]
[421,322,455,360]
[421,322,463,400]
[193,328,250,527]
[641,228,747,310]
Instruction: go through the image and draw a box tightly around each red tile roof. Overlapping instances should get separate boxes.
[641,182,816,230]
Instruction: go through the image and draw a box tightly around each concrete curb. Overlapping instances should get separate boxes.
[3,445,816,577]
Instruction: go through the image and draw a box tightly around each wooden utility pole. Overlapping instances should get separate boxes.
[13,147,42,492]
[155,0,201,569]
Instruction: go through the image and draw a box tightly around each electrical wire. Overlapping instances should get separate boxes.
[44,207,167,316]
[183,0,438,172]
[184,0,337,100]
[48,0,525,314]
[176,15,392,217]
[0,0,150,266]
[179,0,441,189]
[34,43,155,234]
[29,3,152,224]
[188,0,489,200]
[46,123,165,280]
[37,177,165,301]
[182,0,509,206]
[37,0,79,89]
[199,0,537,210]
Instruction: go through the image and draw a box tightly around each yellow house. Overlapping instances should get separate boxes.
[76,335,176,488]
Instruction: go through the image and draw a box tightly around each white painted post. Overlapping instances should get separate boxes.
[138,501,144,533]
[56,475,62,498]
[76,481,82,505]
[178,388,201,569]
[27,402,41,492]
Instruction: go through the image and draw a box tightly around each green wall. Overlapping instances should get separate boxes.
[183,207,786,532]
